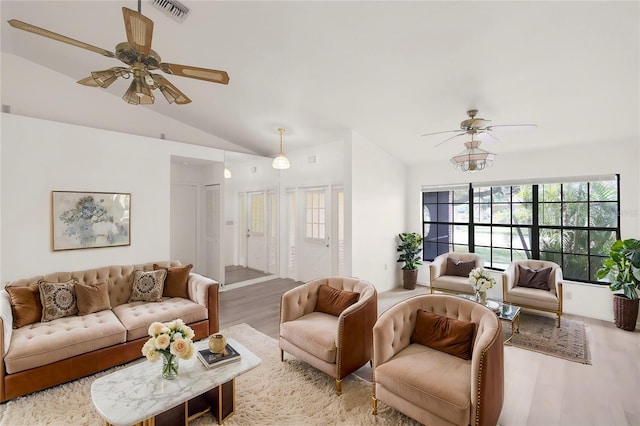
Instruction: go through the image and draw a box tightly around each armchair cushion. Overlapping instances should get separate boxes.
[446,258,475,277]
[517,265,551,291]
[315,285,359,316]
[411,310,475,360]
[6,285,42,329]
[280,311,338,363]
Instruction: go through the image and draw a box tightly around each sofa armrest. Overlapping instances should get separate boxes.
[372,303,412,369]
[0,291,12,357]
[187,273,219,334]
[429,254,446,282]
[470,316,504,426]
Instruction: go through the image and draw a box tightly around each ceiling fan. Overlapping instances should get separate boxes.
[7,2,229,105]
[421,109,537,147]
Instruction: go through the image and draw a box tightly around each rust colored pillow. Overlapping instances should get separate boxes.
[315,285,359,316]
[517,265,552,291]
[75,281,111,315]
[446,258,475,277]
[411,310,476,360]
[6,285,43,328]
[154,264,193,299]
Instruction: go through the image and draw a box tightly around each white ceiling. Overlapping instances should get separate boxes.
[1,1,638,164]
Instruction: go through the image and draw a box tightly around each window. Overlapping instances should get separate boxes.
[422,176,620,284]
[305,190,325,240]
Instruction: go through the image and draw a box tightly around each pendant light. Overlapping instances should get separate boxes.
[272,128,290,170]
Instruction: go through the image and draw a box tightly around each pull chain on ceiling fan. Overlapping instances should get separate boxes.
[8,0,229,105]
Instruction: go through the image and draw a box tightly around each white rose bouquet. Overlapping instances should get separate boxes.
[468,267,496,292]
[142,319,195,378]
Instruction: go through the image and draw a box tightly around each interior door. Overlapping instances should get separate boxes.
[246,191,267,272]
[170,184,198,269]
[299,187,331,281]
[204,184,221,281]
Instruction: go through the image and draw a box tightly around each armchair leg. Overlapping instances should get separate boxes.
[280,349,284,362]
[557,314,561,328]
[372,397,377,415]
[336,379,342,395]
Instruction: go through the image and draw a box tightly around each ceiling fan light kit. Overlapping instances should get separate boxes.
[8,4,229,106]
[450,140,495,172]
[272,128,290,170]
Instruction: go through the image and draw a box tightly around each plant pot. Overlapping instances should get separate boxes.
[612,294,639,331]
[403,269,418,290]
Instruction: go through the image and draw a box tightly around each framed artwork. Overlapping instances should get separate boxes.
[51,191,131,251]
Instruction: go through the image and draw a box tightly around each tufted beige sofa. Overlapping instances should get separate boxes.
[0,261,219,402]
[372,294,503,426]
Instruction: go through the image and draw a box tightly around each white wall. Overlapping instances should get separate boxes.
[0,113,224,282]
[349,131,406,292]
[407,139,640,321]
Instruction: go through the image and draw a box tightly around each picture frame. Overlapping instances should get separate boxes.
[51,191,131,251]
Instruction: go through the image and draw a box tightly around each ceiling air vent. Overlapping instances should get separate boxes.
[151,0,190,22]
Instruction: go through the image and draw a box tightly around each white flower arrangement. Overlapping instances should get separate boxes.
[468,267,496,292]
[142,318,195,363]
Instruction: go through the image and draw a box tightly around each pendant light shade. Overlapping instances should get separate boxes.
[450,140,495,172]
[272,128,290,170]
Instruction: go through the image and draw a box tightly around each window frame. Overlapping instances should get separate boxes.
[421,176,620,284]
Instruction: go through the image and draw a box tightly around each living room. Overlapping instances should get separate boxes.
[0,1,638,425]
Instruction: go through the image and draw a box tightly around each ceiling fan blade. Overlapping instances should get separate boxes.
[8,19,115,58]
[434,132,467,148]
[122,7,154,55]
[421,129,461,137]
[160,63,230,84]
[478,131,501,143]
[151,74,192,104]
[486,124,537,131]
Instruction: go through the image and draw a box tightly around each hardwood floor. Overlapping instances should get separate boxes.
[219,279,640,426]
[224,265,273,285]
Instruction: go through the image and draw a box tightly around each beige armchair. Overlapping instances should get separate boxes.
[279,277,377,394]
[372,294,504,426]
[502,259,563,327]
[430,252,483,295]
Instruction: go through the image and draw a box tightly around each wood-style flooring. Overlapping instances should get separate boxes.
[218,278,640,426]
[224,265,273,285]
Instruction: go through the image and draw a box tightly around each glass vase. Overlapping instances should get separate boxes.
[475,290,487,305]
[161,353,179,380]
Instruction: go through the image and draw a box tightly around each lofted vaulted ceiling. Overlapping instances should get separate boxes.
[1,1,638,164]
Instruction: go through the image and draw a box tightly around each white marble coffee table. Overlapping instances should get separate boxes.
[91,338,261,426]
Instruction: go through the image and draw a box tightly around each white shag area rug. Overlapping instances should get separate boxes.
[0,323,420,425]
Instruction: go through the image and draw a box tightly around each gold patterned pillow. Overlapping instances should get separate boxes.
[38,278,79,322]
[129,270,167,303]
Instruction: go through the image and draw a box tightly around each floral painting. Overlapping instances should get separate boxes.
[52,191,130,250]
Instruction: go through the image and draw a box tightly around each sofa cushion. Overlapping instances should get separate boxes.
[5,285,43,329]
[4,310,127,374]
[38,278,79,322]
[446,258,475,277]
[154,263,192,299]
[129,270,167,303]
[75,281,111,316]
[112,297,208,341]
[315,285,359,316]
[411,310,475,360]
[375,343,471,426]
[279,312,338,363]
[517,265,552,291]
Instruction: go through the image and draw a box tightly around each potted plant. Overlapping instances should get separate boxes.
[396,232,424,290]
[595,238,640,331]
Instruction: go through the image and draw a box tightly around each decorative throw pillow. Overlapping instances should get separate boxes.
[517,265,552,291]
[6,285,43,328]
[446,257,476,277]
[75,281,111,315]
[154,264,193,299]
[315,285,360,316]
[38,278,79,322]
[411,310,476,360]
[129,270,167,303]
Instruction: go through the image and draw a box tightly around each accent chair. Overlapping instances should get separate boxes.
[502,259,563,327]
[429,252,483,295]
[279,276,377,395]
[372,294,504,426]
